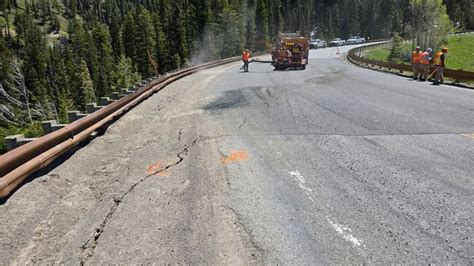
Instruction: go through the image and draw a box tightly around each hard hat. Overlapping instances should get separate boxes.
[245,49,249,52]
[416,46,420,50]
[427,48,432,53]
[442,47,448,52]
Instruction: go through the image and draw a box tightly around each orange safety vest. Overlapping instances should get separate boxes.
[419,52,430,65]
[242,52,250,61]
[411,51,422,64]
[433,51,443,66]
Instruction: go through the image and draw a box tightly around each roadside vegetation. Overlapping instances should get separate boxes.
[365,34,474,71]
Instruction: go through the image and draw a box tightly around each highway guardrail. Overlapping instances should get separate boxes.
[347,41,474,82]
[0,56,244,198]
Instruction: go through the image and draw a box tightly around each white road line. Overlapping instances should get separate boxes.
[289,170,313,195]
[288,170,365,248]
[326,217,364,247]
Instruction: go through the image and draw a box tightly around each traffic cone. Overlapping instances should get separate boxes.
[336,48,340,55]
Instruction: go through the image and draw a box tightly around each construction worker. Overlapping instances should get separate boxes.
[433,47,448,85]
[242,49,251,72]
[419,48,433,81]
[411,46,422,80]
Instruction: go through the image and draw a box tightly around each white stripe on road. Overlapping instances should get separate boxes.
[326,217,364,247]
[288,170,313,194]
[288,170,365,248]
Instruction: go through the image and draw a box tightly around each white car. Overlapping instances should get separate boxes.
[309,39,327,49]
[329,38,345,47]
[346,36,366,45]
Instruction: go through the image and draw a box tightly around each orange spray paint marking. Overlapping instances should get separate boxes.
[221,150,249,164]
[146,160,171,176]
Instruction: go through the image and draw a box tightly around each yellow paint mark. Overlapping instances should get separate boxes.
[146,160,171,176]
[461,133,474,139]
[221,150,249,164]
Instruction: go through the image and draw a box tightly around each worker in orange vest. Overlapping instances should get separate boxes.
[242,49,251,72]
[419,48,433,81]
[411,46,422,80]
[432,47,448,85]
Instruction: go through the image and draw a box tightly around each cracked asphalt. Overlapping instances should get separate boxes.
[1,45,473,264]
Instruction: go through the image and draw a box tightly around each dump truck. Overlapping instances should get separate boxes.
[272,32,309,70]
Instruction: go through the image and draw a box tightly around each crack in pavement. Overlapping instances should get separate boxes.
[223,205,265,258]
[79,138,199,265]
[178,128,183,141]
[238,119,247,131]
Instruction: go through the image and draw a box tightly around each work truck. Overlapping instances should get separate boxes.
[272,32,309,70]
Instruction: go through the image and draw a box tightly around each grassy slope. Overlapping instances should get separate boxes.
[0,0,70,37]
[364,35,474,71]
[365,42,413,64]
[0,123,43,154]
[445,35,474,71]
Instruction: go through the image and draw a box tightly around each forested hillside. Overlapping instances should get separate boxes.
[0,0,472,149]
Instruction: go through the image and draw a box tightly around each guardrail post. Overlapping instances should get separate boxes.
[100,97,110,106]
[17,137,38,147]
[5,135,24,151]
[120,88,134,95]
[111,92,120,100]
[68,111,88,123]
[86,103,97,114]
[52,123,67,132]
[94,105,105,112]
[41,120,57,135]
[68,111,79,123]
[4,134,38,151]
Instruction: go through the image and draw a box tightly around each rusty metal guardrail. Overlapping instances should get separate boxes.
[347,41,474,82]
[0,56,244,198]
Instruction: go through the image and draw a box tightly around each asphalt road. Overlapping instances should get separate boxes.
[1,45,473,264]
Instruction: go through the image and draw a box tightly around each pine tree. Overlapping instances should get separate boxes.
[245,0,257,50]
[152,12,168,73]
[64,47,83,109]
[47,46,73,123]
[122,11,136,65]
[0,36,13,82]
[389,32,403,61]
[109,14,123,57]
[115,54,141,89]
[134,6,155,77]
[221,3,244,58]
[92,24,115,97]
[169,1,188,67]
[79,59,95,108]
[255,0,270,50]
[21,13,51,118]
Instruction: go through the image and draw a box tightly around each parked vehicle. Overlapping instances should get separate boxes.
[309,39,327,49]
[346,36,366,45]
[329,38,345,47]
